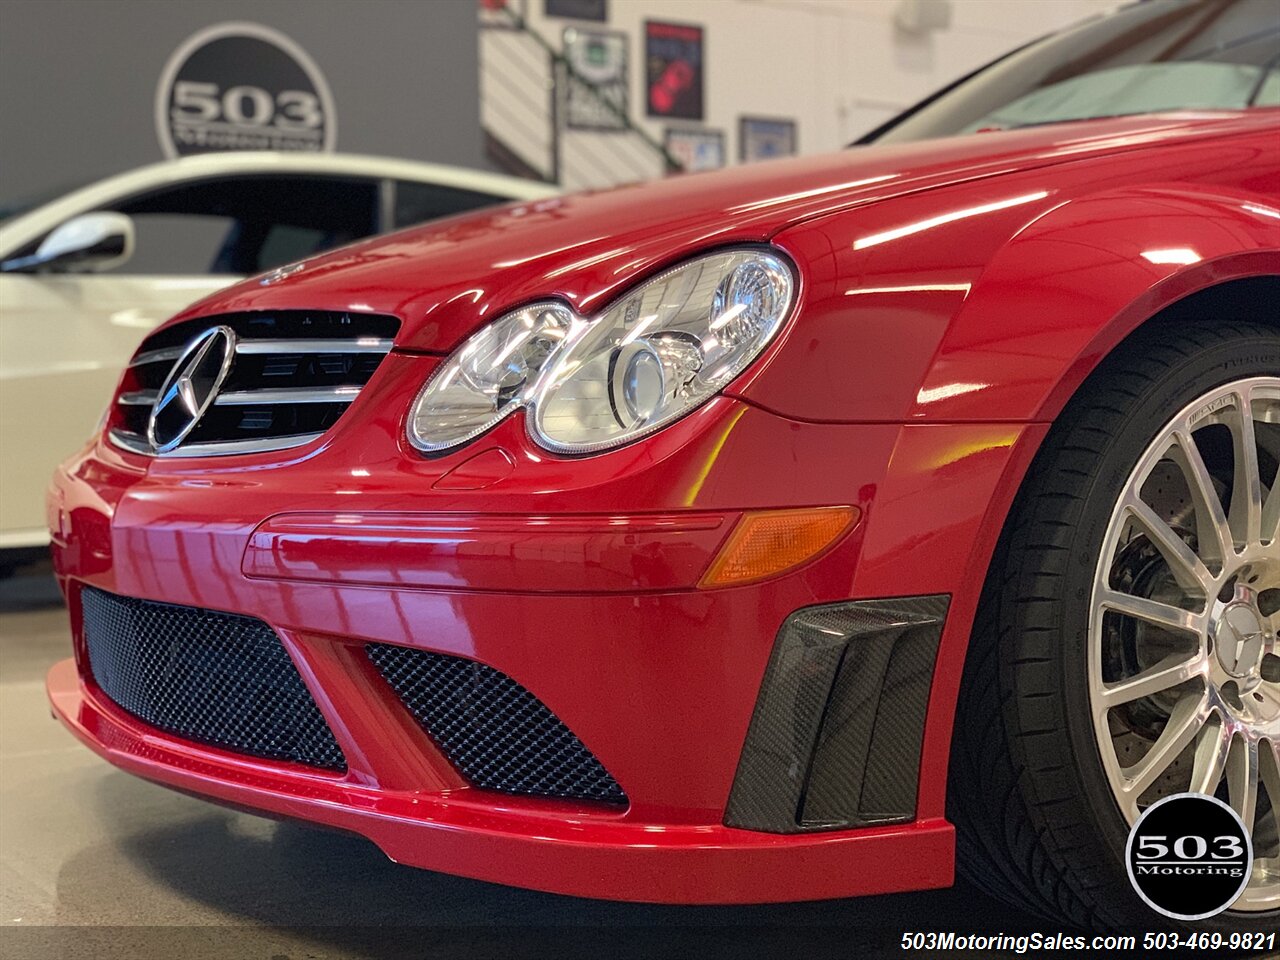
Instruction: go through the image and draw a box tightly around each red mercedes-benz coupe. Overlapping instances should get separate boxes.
[45,0,1278,930]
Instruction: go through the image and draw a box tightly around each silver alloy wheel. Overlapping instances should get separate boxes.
[1090,376,1280,912]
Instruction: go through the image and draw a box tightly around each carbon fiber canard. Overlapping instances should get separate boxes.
[725,596,949,833]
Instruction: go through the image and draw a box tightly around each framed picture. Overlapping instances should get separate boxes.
[562,28,628,131]
[664,127,724,173]
[739,116,798,162]
[545,0,607,20]
[645,21,704,121]
[479,0,526,29]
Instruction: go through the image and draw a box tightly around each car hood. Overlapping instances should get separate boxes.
[172,112,1263,353]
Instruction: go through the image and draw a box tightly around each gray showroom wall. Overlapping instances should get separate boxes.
[0,0,487,201]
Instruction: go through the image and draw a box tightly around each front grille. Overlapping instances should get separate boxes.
[367,644,627,805]
[81,587,346,771]
[109,310,399,458]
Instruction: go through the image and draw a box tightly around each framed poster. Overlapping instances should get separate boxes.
[739,116,797,162]
[545,0,607,20]
[664,127,724,172]
[645,21,704,121]
[563,28,628,131]
[479,0,525,29]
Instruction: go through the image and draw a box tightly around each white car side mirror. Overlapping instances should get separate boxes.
[26,212,135,273]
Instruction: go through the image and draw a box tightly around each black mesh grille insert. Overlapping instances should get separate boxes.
[81,588,346,772]
[366,644,626,805]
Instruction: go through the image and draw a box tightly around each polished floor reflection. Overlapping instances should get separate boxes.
[0,565,1041,960]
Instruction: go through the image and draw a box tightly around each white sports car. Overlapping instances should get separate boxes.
[0,152,553,559]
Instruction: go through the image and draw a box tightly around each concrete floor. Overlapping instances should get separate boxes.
[0,564,1050,960]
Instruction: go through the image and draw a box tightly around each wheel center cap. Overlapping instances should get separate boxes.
[1213,598,1267,679]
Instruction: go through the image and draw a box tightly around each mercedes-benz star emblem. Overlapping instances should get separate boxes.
[1216,601,1267,678]
[147,326,237,453]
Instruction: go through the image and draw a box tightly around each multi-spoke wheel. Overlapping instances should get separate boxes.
[1091,378,1279,912]
[950,319,1280,929]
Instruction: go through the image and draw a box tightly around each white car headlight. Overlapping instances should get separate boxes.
[408,248,795,455]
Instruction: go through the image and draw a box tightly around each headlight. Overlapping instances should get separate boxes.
[408,248,794,455]
[407,302,574,452]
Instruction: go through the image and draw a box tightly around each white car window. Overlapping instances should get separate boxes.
[113,213,236,275]
[111,175,379,275]
[393,180,506,228]
[3,175,381,276]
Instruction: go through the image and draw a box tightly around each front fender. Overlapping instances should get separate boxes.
[737,173,1280,425]
[925,184,1280,423]
[745,171,1280,816]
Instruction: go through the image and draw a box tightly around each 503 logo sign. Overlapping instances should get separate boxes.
[156,22,336,158]
[1135,833,1248,870]
[1126,793,1253,921]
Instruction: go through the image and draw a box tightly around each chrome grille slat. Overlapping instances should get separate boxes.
[129,346,182,368]
[110,312,399,458]
[118,390,159,406]
[168,433,327,458]
[215,386,364,406]
[109,428,325,458]
[108,429,152,455]
[234,338,394,355]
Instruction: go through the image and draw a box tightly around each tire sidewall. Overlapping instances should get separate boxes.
[1054,333,1280,929]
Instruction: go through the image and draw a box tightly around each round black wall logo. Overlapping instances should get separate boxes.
[156,22,336,158]
[1126,793,1252,920]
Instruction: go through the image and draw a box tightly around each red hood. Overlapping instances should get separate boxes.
[172,112,1269,352]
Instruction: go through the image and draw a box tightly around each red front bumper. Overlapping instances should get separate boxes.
[47,658,951,902]
[44,352,1042,901]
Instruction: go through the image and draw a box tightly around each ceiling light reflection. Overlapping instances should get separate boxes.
[730,175,899,213]
[917,382,989,405]
[845,283,971,297]
[1141,248,1200,265]
[853,191,1049,250]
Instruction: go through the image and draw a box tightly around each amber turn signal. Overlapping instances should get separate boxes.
[699,506,861,588]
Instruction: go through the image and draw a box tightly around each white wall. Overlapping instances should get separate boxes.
[520,0,1120,161]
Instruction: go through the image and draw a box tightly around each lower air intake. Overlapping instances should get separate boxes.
[80,587,346,771]
[366,643,627,805]
[725,595,949,833]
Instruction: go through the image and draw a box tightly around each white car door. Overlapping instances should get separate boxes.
[0,270,232,547]
[0,170,389,549]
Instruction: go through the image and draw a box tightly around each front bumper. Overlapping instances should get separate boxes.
[47,658,952,902]
[45,354,1041,901]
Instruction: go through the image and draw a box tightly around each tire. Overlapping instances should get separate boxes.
[0,547,46,580]
[949,318,1280,930]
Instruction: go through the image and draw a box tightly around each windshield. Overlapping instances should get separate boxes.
[867,0,1280,144]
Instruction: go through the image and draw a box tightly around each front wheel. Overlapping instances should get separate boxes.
[950,319,1280,929]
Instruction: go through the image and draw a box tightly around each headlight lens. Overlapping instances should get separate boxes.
[408,303,573,452]
[408,248,794,455]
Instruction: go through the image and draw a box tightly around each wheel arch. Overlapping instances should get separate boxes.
[1034,265,1280,424]
[920,191,1280,814]
[914,183,1280,423]
[936,311,1280,923]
